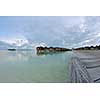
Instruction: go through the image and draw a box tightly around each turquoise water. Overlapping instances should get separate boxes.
[0,50,72,83]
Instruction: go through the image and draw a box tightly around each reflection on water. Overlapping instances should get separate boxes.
[0,50,72,83]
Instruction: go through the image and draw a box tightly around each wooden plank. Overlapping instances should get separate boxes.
[70,57,93,83]
[70,50,100,83]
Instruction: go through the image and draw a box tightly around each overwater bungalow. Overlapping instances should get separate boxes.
[36,46,71,54]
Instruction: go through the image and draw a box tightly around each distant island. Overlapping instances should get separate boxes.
[74,45,100,50]
[8,49,16,51]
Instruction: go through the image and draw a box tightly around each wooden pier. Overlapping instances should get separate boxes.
[70,50,100,83]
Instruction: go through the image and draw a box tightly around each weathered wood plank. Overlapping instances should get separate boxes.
[70,57,93,83]
[70,50,100,83]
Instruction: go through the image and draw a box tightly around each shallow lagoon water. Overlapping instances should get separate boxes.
[0,50,72,83]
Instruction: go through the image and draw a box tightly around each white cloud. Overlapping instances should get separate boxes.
[1,16,100,48]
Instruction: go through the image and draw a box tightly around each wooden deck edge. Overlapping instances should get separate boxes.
[69,57,93,83]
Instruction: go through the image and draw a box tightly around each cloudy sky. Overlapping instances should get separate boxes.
[0,16,100,48]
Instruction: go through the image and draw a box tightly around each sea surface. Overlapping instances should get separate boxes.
[0,50,72,83]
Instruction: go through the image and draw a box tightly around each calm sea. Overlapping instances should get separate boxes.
[0,50,72,83]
